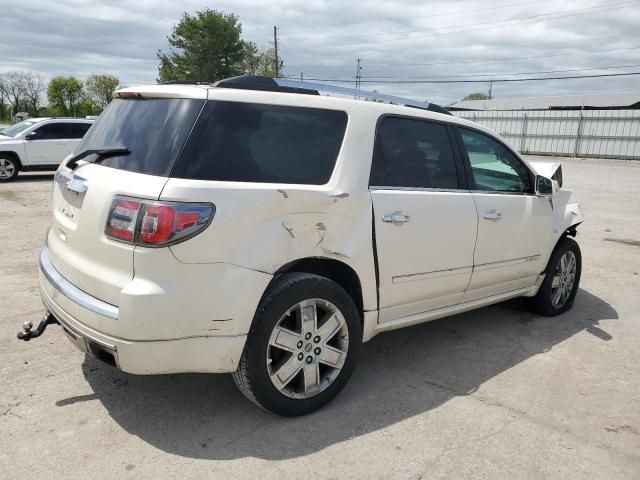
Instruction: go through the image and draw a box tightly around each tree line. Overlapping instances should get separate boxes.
[1,8,279,123]
[0,72,120,121]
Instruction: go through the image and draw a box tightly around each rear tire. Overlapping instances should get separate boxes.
[0,156,19,182]
[233,272,361,416]
[525,236,581,316]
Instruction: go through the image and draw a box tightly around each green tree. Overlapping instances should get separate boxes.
[47,76,84,116]
[242,42,280,77]
[85,74,119,109]
[157,9,248,82]
[461,92,492,101]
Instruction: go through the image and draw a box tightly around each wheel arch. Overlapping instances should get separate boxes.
[273,257,364,318]
[0,151,23,169]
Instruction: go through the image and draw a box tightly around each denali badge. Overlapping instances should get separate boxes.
[55,170,88,194]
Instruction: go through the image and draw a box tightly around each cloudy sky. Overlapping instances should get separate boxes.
[1,0,639,105]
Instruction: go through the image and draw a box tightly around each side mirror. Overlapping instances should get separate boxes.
[535,175,553,196]
[24,132,38,141]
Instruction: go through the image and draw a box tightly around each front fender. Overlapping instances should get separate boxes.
[552,190,583,236]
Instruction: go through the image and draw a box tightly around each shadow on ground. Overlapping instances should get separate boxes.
[13,173,55,182]
[64,288,616,460]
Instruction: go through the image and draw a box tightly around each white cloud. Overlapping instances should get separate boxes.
[0,0,639,105]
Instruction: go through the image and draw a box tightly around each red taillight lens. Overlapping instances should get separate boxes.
[105,196,214,247]
[140,205,175,244]
[105,199,141,241]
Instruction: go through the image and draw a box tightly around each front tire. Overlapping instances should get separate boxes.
[233,272,361,416]
[0,156,19,182]
[526,236,581,316]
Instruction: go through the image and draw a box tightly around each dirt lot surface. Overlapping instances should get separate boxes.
[1,157,639,479]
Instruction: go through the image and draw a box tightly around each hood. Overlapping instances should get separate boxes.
[0,134,22,144]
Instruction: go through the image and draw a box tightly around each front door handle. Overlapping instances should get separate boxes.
[483,210,503,221]
[382,211,411,224]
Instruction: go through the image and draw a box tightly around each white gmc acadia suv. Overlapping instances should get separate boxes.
[19,76,583,416]
[0,117,94,181]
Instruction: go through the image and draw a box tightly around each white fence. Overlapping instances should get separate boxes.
[453,109,640,160]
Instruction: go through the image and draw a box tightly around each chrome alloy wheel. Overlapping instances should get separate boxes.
[0,158,16,179]
[551,250,577,309]
[266,298,349,399]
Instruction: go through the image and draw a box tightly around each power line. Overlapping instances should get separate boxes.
[338,63,640,80]
[365,45,640,68]
[281,0,639,46]
[284,37,624,75]
[285,71,640,84]
[281,0,548,32]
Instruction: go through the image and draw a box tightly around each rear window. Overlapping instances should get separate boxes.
[172,101,348,184]
[77,98,204,176]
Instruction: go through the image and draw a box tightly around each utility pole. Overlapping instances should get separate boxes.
[355,58,362,91]
[274,26,279,78]
[300,72,304,82]
[488,80,493,99]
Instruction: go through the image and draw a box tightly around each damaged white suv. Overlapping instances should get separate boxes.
[19,76,583,416]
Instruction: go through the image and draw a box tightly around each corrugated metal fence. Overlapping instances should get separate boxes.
[453,109,640,160]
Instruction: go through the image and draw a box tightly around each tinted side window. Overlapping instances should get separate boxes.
[173,101,348,185]
[70,123,92,139]
[32,123,69,140]
[371,117,459,189]
[460,128,532,193]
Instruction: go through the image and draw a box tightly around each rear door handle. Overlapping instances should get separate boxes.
[382,211,411,224]
[483,210,502,221]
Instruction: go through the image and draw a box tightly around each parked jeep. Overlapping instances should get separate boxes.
[19,76,582,416]
[0,117,94,181]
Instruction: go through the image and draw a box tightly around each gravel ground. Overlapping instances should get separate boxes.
[0,157,639,480]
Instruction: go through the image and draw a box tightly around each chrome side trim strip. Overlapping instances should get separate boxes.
[474,254,541,272]
[393,265,473,284]
[40,247,119,320]
[370,186,470,193]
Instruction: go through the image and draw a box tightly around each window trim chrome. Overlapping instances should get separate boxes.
[369,186,469,193]
[39,247,119,320]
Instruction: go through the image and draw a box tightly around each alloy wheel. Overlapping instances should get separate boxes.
[266,298,349,399]
[0,158,16,179]
[551,250,577,309]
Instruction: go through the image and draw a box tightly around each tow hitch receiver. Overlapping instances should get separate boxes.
[17,313,59,341]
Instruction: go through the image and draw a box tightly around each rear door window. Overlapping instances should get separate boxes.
[69,123,92,139]
[77,98,204,176]
[370,116,460,189]
[32,123,70,140]
[173,101,348,185]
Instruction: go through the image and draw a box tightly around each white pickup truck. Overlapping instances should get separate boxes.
[0,117,94,181]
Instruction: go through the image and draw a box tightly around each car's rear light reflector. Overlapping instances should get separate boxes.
[105,196,214,247]
[105,199,141,241]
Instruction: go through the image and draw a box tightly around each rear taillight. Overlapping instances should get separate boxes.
[105,196,215,247]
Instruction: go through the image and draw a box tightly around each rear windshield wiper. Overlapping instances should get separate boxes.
[66,148,130,169]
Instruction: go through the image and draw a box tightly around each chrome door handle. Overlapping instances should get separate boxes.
[483,210,502,220]
[382,211,411,224]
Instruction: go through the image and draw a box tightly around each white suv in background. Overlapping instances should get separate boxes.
[19,76,583,416]
[0,117,94,181]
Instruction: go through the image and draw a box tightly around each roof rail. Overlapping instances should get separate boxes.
[216,75,319,96]
[163,76,451,114]
[275,78,434,111]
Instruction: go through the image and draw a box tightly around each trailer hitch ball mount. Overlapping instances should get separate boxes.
[17,313,59,341]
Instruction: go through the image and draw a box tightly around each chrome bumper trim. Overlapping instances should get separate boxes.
[40,246,119,320]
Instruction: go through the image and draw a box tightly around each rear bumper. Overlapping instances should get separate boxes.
[39,247,248,374]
